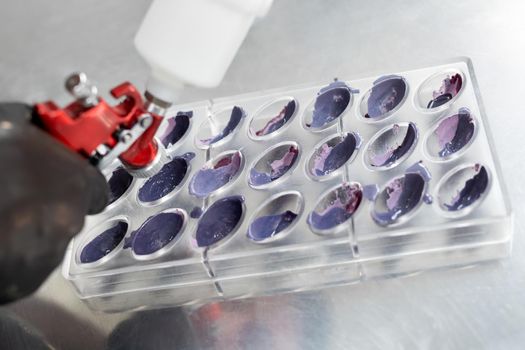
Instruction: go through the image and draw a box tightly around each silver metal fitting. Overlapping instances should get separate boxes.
[65,72,99,107]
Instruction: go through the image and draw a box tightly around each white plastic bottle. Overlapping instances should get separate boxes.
[134,0,273,103]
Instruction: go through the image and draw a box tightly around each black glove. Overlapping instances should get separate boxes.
[0,102,109,303]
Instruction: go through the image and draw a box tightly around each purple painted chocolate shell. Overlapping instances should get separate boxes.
[366,123,418,168]
[129,211,185,256]
[362,75,407,119]
[80,221,127,263]
[195,196,244,247]
[427,108,475,158]
[160,112,191,148]
[107,167,133,205]
[249,144,299,187]
[310,133,359,176]
[308,183,363,232]
[189,151,242,198]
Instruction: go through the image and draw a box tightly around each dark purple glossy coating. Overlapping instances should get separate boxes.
[435,109,475,157]
[312,133,358,176]
[307,82,351,128]
[138,155,191,202]
[131,212,184,255]
[308,184,362,231]
[196,196,244,247]
[161,112,192,147]
[426,73,462,109]
[254,100,296,136]
[80,222,127,263]
[249,146,299,186]
[370,123,417,167]
[373,173,425,226]
[365,76,406,119]
[189,151,241,197]
[445,165,488,211]
[247,210,297,241]
[108,168,133,204]
[201,106,245,145]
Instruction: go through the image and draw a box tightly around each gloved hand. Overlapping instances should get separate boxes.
[0,102,109,303]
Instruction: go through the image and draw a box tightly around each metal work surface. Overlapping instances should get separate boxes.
[1,0,524,349]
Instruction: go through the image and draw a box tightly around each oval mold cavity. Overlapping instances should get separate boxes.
[309,133,359,177]
[247,192,302,243]
[195,196,244,247]
[308,183,363,233]
[131,211,185,256]
[437,164,489,212]
[160,112,191,148]
[304,81,352,130]
[189,151,243,198]
[372,172,426,226]
[80,221,127,264]
[365,123,418,168]
[249,143,299,187]
[138,156,191,203]
[360,75,407,120]
[107,168,133,205]
[426,108,475,159]
[250,98,297,138]
[418,71,463,109]
[197,106,245,147]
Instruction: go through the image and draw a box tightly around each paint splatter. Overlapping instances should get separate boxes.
[80,222,127,263]
[427,73,462,109]
[365,75,406,119]
[201,106,245,146]
[308,183,362,231]
[311,133,358,176]
[248,210,298,242]
[253,100,296,136]
[189,151,242,198]
[250,146,299,186]
[195,196,244,247]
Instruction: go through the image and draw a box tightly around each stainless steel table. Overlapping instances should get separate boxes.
[1,1,524,349]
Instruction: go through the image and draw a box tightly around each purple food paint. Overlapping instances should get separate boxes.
[195,196,244,247]
[189,151,242,198]
[308,183,362,231]
[138,153,193,203]
[312,133,358,176]
[108,168,133,205]
[80,222,127,263]
[161,112,192,147]
[247,210,298,242]
[426,73,462,109]
[369,123,417,167]
[249,146,299,186]
[254,100,296,136]
[306,81,353,128]
[129,212,184,255]
[372,162,431,226]
[365,75,407,119]
[434,108,475,157]
[201,106,245,145]
[445,165,488,211]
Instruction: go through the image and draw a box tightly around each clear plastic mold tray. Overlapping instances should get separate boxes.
[62,58,513,312]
